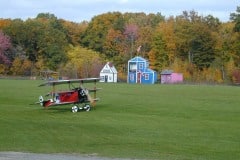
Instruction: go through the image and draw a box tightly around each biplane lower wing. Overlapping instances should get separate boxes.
[43,101,76,107]
[42,98,100,107]
[88,88,102,92]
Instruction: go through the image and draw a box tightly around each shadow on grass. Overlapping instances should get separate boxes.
[43,106,72,113]
[43,104,103,113]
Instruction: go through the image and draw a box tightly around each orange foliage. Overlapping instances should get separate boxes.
[0,19,11,29]
[10,58,32,76]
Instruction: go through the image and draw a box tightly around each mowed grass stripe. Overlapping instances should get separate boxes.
[0,79,240,159]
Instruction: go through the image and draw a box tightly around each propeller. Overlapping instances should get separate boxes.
[83,88,94,105]
[84,89,95,104]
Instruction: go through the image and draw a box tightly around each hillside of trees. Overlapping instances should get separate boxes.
[0,7,240,83]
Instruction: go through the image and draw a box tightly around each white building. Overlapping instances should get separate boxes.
[99,62,118,83]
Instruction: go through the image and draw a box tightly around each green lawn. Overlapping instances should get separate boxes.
[0,79,240,159]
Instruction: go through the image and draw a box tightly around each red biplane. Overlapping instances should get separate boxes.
[36,78,100,112]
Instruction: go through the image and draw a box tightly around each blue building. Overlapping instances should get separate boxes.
[127,56,157,84]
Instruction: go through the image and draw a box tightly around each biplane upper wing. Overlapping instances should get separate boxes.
[39,78,100,87]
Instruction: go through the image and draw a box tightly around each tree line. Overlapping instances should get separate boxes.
[0,7,240,83]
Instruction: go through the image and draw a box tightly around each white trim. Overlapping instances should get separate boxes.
[100,62,118,83]
[152,72,155,84]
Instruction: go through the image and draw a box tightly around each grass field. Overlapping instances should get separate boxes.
[0,79,240,160]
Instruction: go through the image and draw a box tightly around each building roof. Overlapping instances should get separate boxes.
[100,62,117,74]
[128,56,147,62]
[160,70,173,75]
[144,68,156,73]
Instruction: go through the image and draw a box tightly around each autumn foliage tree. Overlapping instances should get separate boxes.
[62,45,103,78]
[0,31,12,74]
[0,8,240,83]
[2,14,69,72]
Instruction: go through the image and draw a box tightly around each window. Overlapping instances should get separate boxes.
[139,63,144,69]
[129,63,137,72]
[145,74,149,80]
[100,76,105,81]
[130,73,134,81]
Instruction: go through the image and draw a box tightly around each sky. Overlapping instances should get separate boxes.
[0,0,238,23]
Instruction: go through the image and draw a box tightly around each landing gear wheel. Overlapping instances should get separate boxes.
[39,96,44,106]
[85,104,91,112]
[72,105,78,113]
